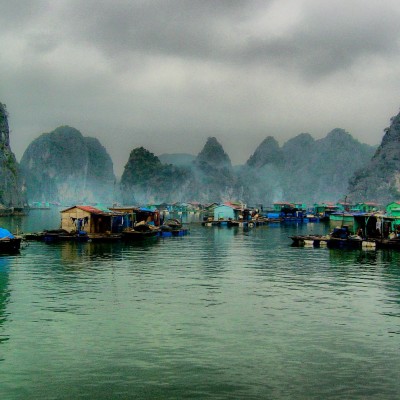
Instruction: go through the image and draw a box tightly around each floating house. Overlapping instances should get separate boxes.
[213,203,243,221]
[329,211,395,238]
[273,202,294,212]
[336,201,354,212]
[29,201,51,210]
[329,212,357,229]
[351,202,380,213]
[386,201,400,217]
[60,205,125,234]
[293,202,306,211]
[272,202,306,221]
[109,206,160,227]
[313,202,339,219]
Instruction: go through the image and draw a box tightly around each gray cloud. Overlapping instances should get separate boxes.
[1,0,400,176]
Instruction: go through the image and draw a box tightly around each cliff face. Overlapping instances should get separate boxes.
[120,147,192,204]
[241,129,375,205]
[120,131,375,206]
[20,126,116,204]
[120,138,237,204]
[246,136,283,168]
[348,111,400,204]
[193,137,236,202]
[0,103,25,207]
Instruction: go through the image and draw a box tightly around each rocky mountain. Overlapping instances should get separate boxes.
[20,126,116,204]
[120,147,192,204]
[237,136,285,205]
[348,111,400,204]
[193,137,236,202]
[120,138,238,204]
[120,132,375,206]
[0,103,25,208]
[246,136,283,168]
[241,129,375,205]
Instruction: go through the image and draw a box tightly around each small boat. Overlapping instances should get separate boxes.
[43,229,89,243]
[0,228,22,253]
[373,237,400,250]
[325,226,362,249]
[24,232,46,241]
[122,223,159,241]
[159,219,189,237]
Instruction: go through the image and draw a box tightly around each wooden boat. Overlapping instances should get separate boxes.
[0,228,21,253]
[24,232,46,241]
[0,237,21,253]
[159,219,189,236]
[373,238,400,250]
[122,224,159,241]
[43,229,89,243]
[325,226,363,249]
[326,236,363,249]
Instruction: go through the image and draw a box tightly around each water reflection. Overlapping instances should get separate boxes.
[0,257,11,349]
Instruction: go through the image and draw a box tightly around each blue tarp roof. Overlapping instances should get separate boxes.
[0,228,14,239]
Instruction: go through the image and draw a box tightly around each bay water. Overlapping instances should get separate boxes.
[0,210,400,399]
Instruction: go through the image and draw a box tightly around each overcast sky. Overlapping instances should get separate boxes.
[1,0,400,176]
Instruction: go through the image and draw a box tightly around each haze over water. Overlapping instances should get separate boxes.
[0,211,400,399]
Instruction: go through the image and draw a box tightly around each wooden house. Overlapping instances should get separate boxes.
[60,205,125,234]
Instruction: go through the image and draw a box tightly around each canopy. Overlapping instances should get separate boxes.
[0,228,14,239]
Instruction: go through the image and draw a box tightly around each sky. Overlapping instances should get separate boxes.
[1,0,400,177]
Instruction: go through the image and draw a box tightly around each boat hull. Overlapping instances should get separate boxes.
[0,237,21,253]
[122,230,159,241]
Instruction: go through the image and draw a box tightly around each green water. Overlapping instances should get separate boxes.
[0,212,400,399]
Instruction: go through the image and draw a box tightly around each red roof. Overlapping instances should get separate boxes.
[223,202,243,210]
[61,205,109,215]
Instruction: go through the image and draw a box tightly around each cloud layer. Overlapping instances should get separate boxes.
[1,0,400,176]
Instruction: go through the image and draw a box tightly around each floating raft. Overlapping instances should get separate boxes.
[290,235,329,247]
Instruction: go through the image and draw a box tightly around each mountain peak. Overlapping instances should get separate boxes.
[196,137,231,168]
[246,136,282,168]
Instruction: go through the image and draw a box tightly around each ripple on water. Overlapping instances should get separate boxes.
[0,224,400,399]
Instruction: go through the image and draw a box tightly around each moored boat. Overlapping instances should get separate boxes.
[159,219,189,237]
[0,228,22,253]
[122,223,159,241]
[325,226,363,249]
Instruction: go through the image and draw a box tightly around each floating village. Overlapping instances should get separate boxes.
[1,199,400,253]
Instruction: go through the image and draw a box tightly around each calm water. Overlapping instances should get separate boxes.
[0,211,400,399]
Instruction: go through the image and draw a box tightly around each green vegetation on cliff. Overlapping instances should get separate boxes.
[120,147,192,204]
